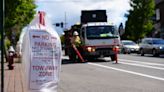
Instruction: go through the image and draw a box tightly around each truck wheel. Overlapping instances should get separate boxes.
[85,57,94,62]
[69,54,77,62]
[69,55,73,61]
[111,55,115,61]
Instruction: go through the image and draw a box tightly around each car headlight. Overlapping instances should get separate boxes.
[159,46,163,49]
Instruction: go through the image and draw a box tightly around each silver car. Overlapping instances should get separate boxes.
[139,38,164,56]
[121,40,140,54]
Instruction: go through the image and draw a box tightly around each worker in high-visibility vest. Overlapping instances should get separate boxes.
[71,31,81,47]
[71,31,82,62]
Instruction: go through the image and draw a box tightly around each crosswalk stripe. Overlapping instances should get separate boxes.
[88,62,164,81]
[119,59,164,66]
[119,62,164,70]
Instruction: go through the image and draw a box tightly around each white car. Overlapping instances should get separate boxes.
[121,40,140,54]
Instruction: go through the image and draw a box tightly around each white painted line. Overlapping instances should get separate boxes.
[119,59,164,67]
[88,63,164,81]
[119,62,164,70]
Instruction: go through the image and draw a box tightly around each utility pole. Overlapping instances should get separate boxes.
[64,12,67,29]
[0,0,5,92]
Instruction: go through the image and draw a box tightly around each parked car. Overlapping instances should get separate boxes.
[121,40,140,54]
[139,38,164,56]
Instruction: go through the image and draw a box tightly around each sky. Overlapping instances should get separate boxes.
[35,0,131,35]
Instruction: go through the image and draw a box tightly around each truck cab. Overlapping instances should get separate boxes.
[80,22,121,60]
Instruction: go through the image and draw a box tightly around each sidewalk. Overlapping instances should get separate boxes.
[0,60,27,92]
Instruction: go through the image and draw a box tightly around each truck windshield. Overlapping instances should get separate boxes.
[86,26,118,39]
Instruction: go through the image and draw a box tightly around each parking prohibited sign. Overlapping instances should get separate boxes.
[29,30,60,90]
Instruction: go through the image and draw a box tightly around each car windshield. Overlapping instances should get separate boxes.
[86,26,118,39]
[152,39,164,44]
[122,41,136,45]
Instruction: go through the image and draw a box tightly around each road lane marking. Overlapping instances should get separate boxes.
[88,63,164,81]
[119,59,164,67]
[119,62,164,70]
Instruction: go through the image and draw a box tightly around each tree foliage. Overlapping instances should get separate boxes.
[60,35,65,45]
[123,0,155,41]
[5,0,36,45]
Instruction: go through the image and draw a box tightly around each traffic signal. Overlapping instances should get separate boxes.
[54,22,64,28]
[61,22,64,28]
[55,23,60,27]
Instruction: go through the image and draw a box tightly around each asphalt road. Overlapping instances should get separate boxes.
[58,54,164,92]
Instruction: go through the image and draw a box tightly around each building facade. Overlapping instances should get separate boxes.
[154,0,164,38]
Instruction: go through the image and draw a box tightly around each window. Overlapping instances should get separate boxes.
[156,9,160,21]
[152,39,164,44]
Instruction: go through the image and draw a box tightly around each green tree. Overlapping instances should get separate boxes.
[123,0,155,41]
[5,0,36,46]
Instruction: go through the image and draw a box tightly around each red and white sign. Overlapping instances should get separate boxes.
[29,30,60,90]
[22,11,61,92]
